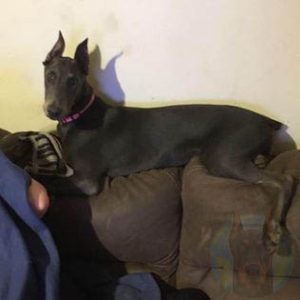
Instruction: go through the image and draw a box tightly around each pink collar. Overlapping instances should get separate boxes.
[62,94,95,124]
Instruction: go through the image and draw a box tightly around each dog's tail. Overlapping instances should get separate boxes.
[267,118,283,131]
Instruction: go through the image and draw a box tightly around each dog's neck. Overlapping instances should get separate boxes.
[62,89,95,124]
[59,82,108,130]
[65,83,94,121]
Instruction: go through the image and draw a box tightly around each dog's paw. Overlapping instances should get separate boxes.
[263,221,282,253]
[254,154,269,169]
[264,220,282,243]
[73,177,100,196]
[263,222,292,256]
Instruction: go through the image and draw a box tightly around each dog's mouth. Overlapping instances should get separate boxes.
[45,111,61,121]
[46,113,58,120]
[44,104,64,121]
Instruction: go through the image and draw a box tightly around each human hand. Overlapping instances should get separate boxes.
[27,179,50,217]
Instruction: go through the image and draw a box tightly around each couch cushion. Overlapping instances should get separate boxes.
[89,168,182,281]
[178,155,299,299]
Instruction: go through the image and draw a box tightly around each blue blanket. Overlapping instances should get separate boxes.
[0,151,59,300]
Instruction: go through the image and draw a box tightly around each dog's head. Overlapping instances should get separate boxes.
[229,214,274,297]
[43,32,89,121]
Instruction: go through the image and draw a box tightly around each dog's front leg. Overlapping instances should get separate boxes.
[71,172,104,196]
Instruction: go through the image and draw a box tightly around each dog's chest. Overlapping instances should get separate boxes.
[59,124,100,160]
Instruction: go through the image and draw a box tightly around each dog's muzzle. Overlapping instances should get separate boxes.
[44,104,62,120]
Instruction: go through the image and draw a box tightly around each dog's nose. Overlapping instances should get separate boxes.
[46,106,62,120]
[245,264,261,277]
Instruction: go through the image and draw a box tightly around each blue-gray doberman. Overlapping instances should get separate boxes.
[43,32,293,252]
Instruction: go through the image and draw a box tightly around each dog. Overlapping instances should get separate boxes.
[42,32,293,250]
[229,214,274,297]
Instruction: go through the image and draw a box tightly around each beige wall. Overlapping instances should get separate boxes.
[0,0,299,144]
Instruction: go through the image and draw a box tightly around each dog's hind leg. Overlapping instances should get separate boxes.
[257,169,294,255]
[206,154,293,255]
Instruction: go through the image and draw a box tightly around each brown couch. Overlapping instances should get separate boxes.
[1,130,300,299]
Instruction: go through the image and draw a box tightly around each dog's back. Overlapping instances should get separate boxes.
[62,102,281,179]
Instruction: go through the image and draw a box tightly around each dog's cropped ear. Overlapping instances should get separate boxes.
[43,31,65,65]
[230,213,243,239]
[74,38,89,75]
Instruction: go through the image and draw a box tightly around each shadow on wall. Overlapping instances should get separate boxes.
[86,46,296,155]
[88,45,125,106]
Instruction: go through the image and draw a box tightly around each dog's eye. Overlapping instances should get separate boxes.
[47,72,56,83]
[67,77,77,88]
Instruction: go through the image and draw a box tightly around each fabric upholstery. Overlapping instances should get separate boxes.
[178,155,300,299]
[89,168,182,281]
